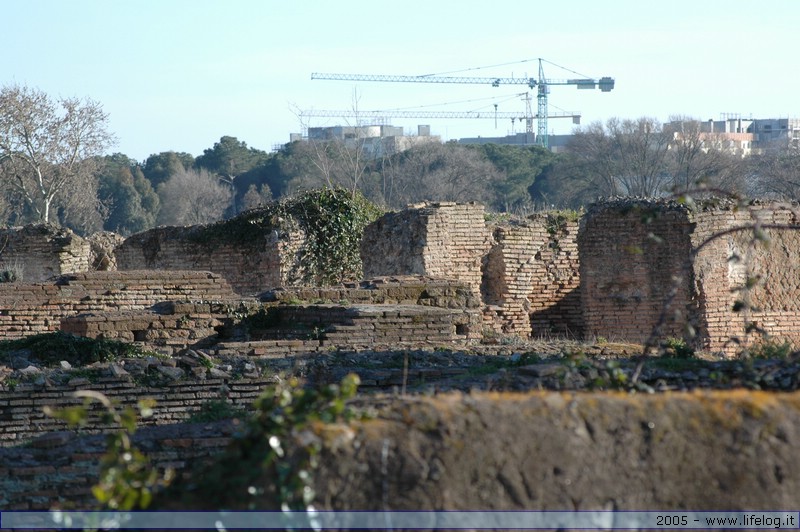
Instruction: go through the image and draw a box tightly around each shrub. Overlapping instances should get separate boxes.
[0,332,162,367]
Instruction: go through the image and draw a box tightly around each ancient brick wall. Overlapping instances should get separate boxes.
[579,199,800,354]
[362,203,584,340]
[0,224,90,282]
[0,271,239,340]
[482,215,581,337]
[115,225,305,295]
[0,376,269,448]
[691,203,800,352]
[361,202,492,297]
[271,276,481,309]
[579,200,699,345]
[0,421,236,509]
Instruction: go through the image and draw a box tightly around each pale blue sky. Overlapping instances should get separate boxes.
[3,1,798,161]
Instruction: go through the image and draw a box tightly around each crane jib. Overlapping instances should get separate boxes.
[311,73,614,91]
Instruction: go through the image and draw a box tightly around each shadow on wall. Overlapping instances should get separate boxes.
[530,286,582,338]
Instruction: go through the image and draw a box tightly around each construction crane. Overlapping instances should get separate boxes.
[300,92,581,137]
[311,58,614,148]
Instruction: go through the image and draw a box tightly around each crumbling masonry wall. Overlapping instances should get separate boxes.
[0,271,240,341]
[691,202,800,352]
[482,215,581,337]
[0,375,269,448]
[361,202,492,297]
[5,390,800,510]
[362,204,583,338]
[115,225,305,295]
[580,199,800,353]
[0,224,90,282]
[579,201,698,344]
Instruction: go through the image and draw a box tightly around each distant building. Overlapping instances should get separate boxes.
[667,116,800,156]
[455,116,800,156]
[666,117,756,157]
[748,117,800,148]
[456,132,574,153]
[457,132,536,147]
[291,124,440,158]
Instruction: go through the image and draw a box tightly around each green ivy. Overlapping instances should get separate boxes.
[290,188,382,286]
[189,187,382,286]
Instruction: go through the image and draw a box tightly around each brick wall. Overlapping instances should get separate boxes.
[482,215,581,337]
[0,271,240,340]
[363,204,583,340]
[0,224,90,282]
[579,199,800,354]
[0,376,269,448]
[271,276,481,309]
[361,202,492,298]
[579,200,702,345]
[115,225,306,296]
[0,421,236,509]
[691,202,800,352]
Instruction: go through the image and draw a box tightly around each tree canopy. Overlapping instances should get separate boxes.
[0,84,115,228]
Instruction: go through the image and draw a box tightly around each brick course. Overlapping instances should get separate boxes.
[579,199,800,354]
[0,271,241,341]
[115,225,305,295]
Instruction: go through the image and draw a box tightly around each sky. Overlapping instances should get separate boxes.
[3,0,799,162]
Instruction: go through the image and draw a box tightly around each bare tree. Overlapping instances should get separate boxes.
[378,143,501,209]
[746,140,800,200]
[291,92,372,197]
[608,117,672,196]
[240,183,271,211]
[0,84,115,225]
[156,167,233,226]
[663,116,745,194]
[567,117,677,198]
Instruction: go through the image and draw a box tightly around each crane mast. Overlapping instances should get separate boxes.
[311,58,614,148]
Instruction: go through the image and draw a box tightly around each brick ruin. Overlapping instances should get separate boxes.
[3,199,800,353]
[0,224,90,282]
[579,199,800,353]
[361,202,491,297]
[361,202,581,338]
[481,213,581,337]
[3,199,800,510]
[0,270,240,342]
[114,222,306,295]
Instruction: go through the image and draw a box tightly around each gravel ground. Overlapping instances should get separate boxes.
[4,336,799,396]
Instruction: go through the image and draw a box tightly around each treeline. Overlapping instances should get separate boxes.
[98,118,800,237]
[91,137,559,236]
[3,85,799,238]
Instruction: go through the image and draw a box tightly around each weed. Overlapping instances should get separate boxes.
[0,259,24,283]
[188,399,248,423]
[544,210,581,236]
[0,332,163,368]
[170,374,362,513]
[744,339,793,360]
[45,391,173,510]
[662,337,695,359]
